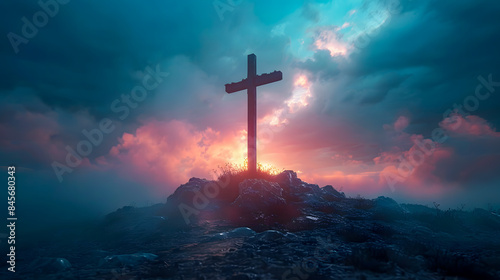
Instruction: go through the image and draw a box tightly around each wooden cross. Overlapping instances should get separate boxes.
[225,54,283,175]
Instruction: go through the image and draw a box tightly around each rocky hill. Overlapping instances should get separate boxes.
[6,171,500,279]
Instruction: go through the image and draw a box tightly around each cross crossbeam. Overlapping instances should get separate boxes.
[225,71,283,93]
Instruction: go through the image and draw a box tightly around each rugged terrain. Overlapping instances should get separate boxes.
[4,171,500,279]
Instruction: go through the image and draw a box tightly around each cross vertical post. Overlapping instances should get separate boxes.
[225,54,282,177]
[247,54,257,175]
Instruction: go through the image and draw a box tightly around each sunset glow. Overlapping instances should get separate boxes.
[5,0,499,218]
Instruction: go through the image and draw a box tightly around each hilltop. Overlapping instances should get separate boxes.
[7,170,500,279]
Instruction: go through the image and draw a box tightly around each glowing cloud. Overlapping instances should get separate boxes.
[285,74,313,113]
[314,28,348,57]
[103,119,247,190]
[260,74,313,129]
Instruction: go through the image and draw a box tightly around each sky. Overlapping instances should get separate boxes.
[1,0,500,229]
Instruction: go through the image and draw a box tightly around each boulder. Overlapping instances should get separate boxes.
[232,179,287,212]
[164,178,221,225]
[321,185,345,201]
[275,170,301,189]
[167,177,211,206]
[371,196,406,221]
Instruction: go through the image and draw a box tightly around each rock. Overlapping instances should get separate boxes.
[370,196,406,221]
[228,179,302,227]
[284,182,325,208]
[100,253,158,267]
[321,185,345,201]
[210,227,256,240]
[290,183,321,194]
[31,257,71,273]
[253,230,297,242]
[163,178,221,225]
[167,178,211,206]
[257,229,286,241]
[232,179,287,212]
[374,196,399,208]
[286,214,326,231]
[275,170,301,188]
[227,227,256,238]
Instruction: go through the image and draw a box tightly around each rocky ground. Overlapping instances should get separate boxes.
[3,171,500,279]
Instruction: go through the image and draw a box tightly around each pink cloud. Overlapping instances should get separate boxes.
[373,147,403,165]
[102,119,247,191]
[376,115,458,198]
[313,27,348,57]
[97,111,494,203]
[440,114,500,137]
[394,116,409,131]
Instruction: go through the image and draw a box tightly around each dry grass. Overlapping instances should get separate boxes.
[214,160,284,184]
[209,161,284,203]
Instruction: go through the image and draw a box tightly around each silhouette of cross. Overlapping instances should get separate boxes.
[225,54,283,175]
